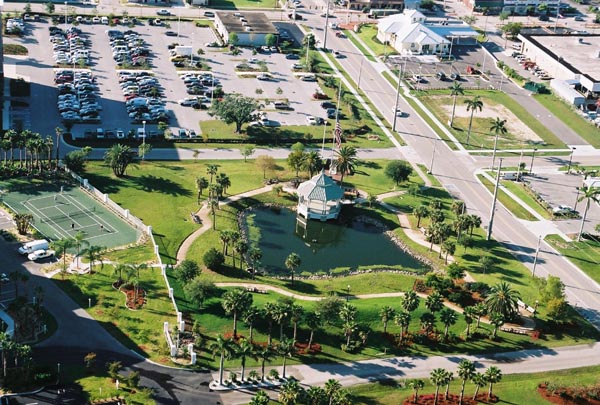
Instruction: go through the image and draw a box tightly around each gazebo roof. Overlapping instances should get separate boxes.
[297,172,344,202]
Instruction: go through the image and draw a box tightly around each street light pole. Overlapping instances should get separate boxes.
[532,234,542,277]
[64,1,68,31]
[567,147,576,173]
[486,158,503,241]
[392,61,403,132]
[529,148,538,174]
[428,137,437,174]
[346,285,350,301]
[323,0,331,50]
[574,185,581,211]
[142,120,146,146]
[516,146,524,181]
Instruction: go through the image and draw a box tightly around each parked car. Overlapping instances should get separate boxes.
[285,53,300,60]
[321,101,336,109]
[28,249,55,261]
[257,74,272,81]
[157,9,171,16]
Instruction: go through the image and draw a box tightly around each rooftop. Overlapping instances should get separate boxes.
[215,12,278,35]
[297,172,344,202]
[527,34,600,82]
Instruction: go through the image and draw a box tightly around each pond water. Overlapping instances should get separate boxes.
[245,208,427,275]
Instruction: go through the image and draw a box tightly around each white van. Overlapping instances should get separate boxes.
[101,16,109,25]
[18,239,50,255]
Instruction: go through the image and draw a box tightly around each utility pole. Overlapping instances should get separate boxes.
[428,137,437,174]
[392,60,403,132]
[487,158,503,241]
[532,234,542,277]
[529,148,538,174]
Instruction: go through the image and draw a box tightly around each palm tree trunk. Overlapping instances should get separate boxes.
[473,385,480,400]
[308,329,314,348]
[293,322,297,342]
[466,111,475,146]
[459,380,466,405]
[241,359,246,381]
[267,322,273,345]
[450,95,457,127]
[233,312,238,338]
[434,386,440,405]
[249,324,254,342]
[488,383,494,400]
[577,200,590,242]
[261,359,266,381]
[279,322,284,340]
[219,353,225,385]
[282,356,287,379]
[445,383,451,400]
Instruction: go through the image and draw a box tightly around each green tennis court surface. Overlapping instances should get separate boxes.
[2,182,139,249]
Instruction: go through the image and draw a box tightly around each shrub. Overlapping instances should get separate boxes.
[203,248,224,270]
[174,259,201,282]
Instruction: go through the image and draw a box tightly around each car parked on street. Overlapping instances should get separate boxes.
[28,249,55,261]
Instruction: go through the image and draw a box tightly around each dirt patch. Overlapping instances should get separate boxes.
[436,97,543,143]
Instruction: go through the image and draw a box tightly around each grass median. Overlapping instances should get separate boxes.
[545,234,600,285]
[477,174,539,221]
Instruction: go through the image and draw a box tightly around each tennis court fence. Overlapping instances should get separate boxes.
[60,163,183,357]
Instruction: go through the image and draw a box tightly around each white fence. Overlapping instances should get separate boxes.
[61,164,183,356]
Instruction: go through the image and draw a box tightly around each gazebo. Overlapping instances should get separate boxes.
[296,172,344,221]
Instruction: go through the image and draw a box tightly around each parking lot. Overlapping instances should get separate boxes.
[386,42,495,90]
[12,17,333,139]
[525,171,600,234]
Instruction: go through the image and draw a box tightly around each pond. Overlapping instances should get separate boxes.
[245,208,427,275]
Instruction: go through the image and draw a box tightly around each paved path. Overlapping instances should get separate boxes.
[176,185,272,263]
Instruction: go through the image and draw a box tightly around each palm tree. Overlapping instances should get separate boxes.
[233,239,248,269]
[196,176,209,203]
[453,214,470,242]
[83,245,105,275]
[272,303,289,341]
[51,238,75,279]
[257,344,275,381]
[279,379,303,405]
[250,390,270,405]
[208,198,218,230]
[394,310,411,345]
[425,291,444,314]
[285,252,301,286]
[73,231,89,268]
[54,126,63,165]
[473,302,487,328]
[113,263,129,285]
[104,144,135,177]
[464,96,483,146]
[249,248,262,278]
[216,172,231,195]
[277,338,295,379]
[490,312,505,338]
[236,338,257,381]
[14,213,33,235]
[479,256,494,274]
[451,200,466,216]
[439,308,458,341]
[440,240,456,263]
[467,214,482,236]
[484,366,503,400]
[463,306,476,338]
[243,306,260,342]
[420,312,436,334]
[206,164,218,183]
[379,306,395,334]
[209,335,236,386]
[324,378,342,405]
[219,230,233,256]
[401,290,420,313]
[289,304,304,343]
[306,386,327,405]
[334,145,358,186]
[485,281,520,321]
[430,368,448,405]
[303,151,323,177]
[449,81,464,127]
[444,371,454,400]
[489,117,508,170]
[263,302,277,345]
[409,379,425,404]
[472,372,486,400]
[413,205,429,228]
[577,186,600,241]
[457,359,476,405]
[222,288,253,338]
[305,311,321,350]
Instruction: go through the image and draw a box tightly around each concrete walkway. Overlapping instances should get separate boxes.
[176,185,272,264]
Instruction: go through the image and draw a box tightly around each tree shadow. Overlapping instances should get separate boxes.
[130,175,191,197]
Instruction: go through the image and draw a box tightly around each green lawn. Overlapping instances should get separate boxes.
[418,90,567,150]
[501,179,552,219]
[534,93,600,148]
[209,0,280,9]
[54,263,177,363]
[353,24,393,57]
[545,235,600,285]
[417,163,442,187]
[477,174,539,221]
[349,365,600,404]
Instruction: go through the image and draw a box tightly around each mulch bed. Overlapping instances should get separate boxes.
[402,393,497,404]
[119,285,146,310]
[538,384,600,405]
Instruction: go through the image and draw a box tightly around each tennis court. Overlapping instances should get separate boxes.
[1,182,139,249]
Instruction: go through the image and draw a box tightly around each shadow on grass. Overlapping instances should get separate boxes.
[131,174,192,197]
